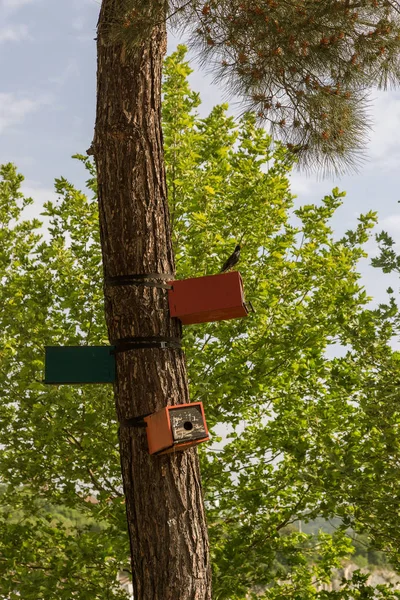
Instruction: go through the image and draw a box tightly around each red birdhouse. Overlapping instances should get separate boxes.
[168,271,248,325]
[144,402,209,455]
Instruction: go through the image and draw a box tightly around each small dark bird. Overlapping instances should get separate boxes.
[220,244,241,273]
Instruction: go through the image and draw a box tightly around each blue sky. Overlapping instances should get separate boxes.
[1,0,399,304]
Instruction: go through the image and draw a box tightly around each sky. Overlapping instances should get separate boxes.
[1,0,399,305]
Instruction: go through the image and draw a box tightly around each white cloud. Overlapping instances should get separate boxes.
[72,0,99,9]
[0,154,35,168]
[0,93,51,134]
[20,182,57,238]
[72,16,85,31]
[76,33,95,43]
[379,214,400,234]
[21,182,57,208]
[0,23,29,43]
[366,214,400,264]
[289,172,315,196]
[289,171,331,203]
[2,0,35,9]
[366,91,400,171]
[49,60,80,86]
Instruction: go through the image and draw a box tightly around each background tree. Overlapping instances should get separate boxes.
[1,49,400,599]
[112,0,400,173]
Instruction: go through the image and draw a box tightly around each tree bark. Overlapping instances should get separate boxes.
[93,2,212,598]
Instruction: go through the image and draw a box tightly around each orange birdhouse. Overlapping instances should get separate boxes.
[168,271,249,325]
[144,402,209,455]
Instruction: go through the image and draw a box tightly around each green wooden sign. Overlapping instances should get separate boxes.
[44,346,116,384]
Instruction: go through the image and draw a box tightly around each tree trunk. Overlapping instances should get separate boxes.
[93,2,212,598]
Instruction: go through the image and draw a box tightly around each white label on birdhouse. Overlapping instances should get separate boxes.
[170,406,207,442]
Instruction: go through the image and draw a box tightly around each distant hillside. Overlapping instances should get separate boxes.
[299,517,392,571]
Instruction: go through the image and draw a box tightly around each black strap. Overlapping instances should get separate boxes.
[111,336,182,353]
[105,273,174,290]
[119,413,150,428]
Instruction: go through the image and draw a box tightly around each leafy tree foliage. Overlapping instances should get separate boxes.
[1,47,400,599]
[111,0,400,172]
[0,163,129,599]
[371,229,400,337]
